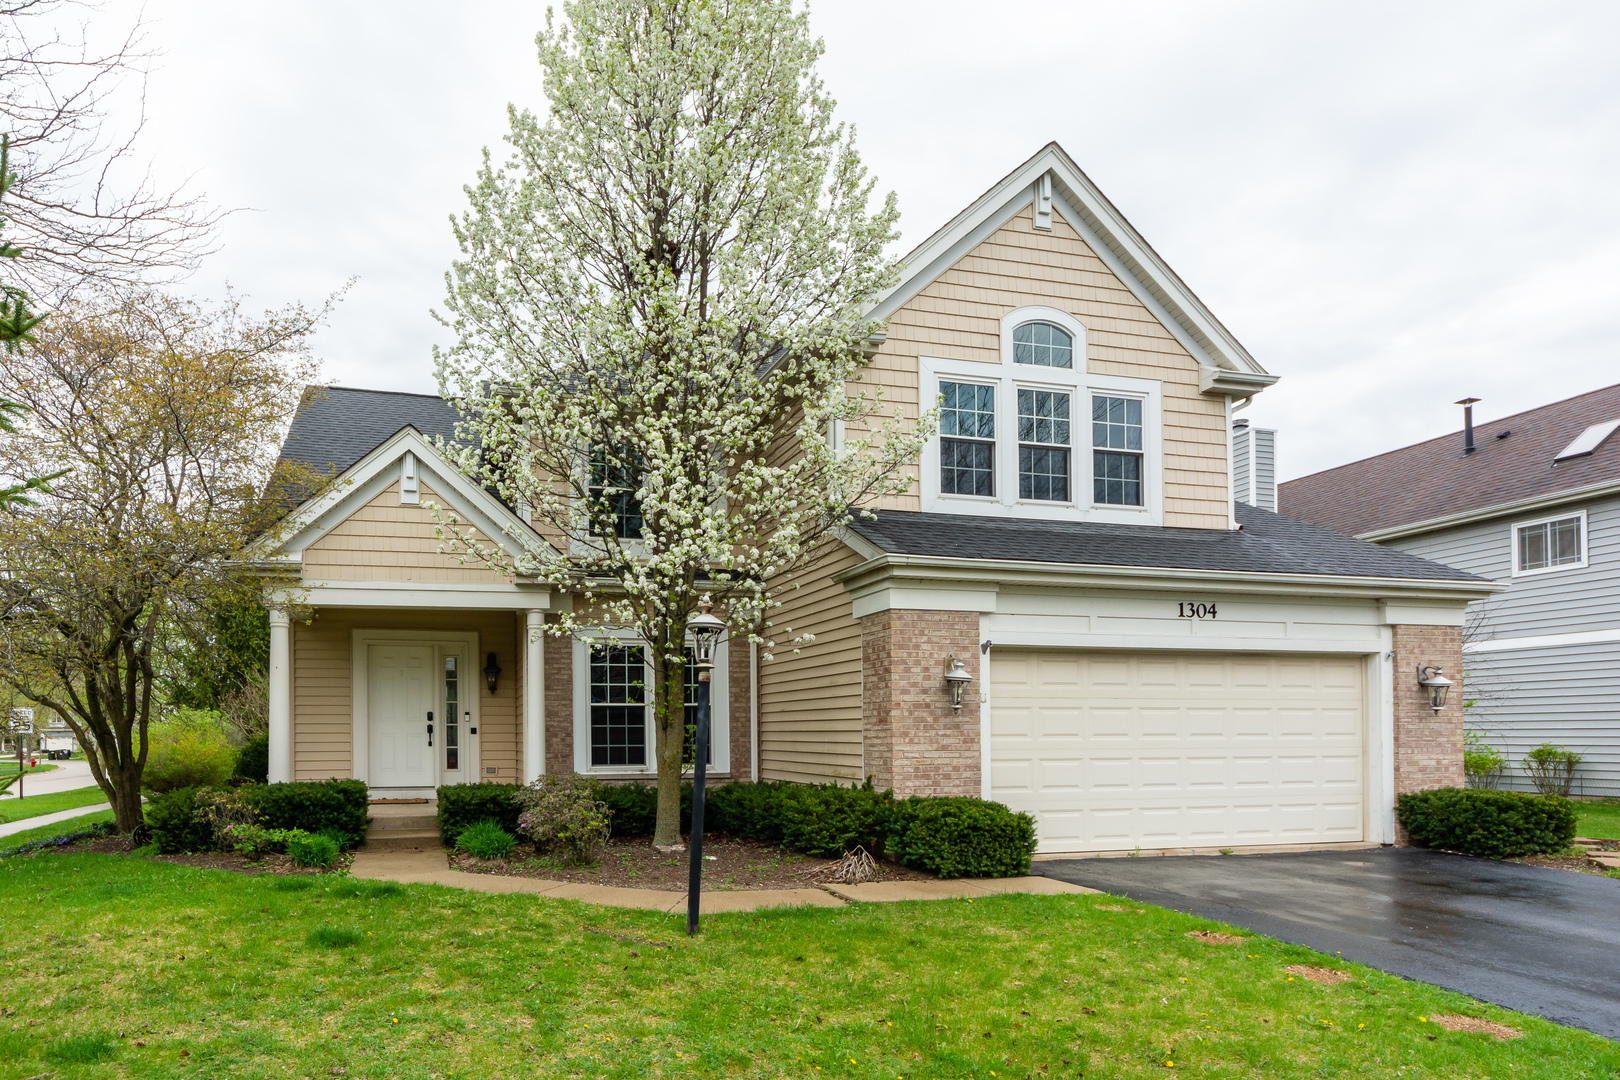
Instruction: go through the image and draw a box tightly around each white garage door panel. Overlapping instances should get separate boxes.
[991,650,1365,853]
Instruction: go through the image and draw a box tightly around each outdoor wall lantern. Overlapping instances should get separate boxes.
[1417,664,1454,713]
[483,652,502,695]
[944,655,974,711]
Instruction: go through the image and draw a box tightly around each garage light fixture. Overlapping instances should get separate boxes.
[1417,664,1453,713]
[944,655,973,711]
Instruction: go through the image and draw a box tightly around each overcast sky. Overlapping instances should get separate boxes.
[104,0,1620,480]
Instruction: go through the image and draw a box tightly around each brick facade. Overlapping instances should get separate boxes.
[860,609,981,797]
[1390,622,1466,800]
[543,615,574,777]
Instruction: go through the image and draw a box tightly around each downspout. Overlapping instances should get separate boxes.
[749,639,759,783]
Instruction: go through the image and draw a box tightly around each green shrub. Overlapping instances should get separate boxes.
[455,818,517,860]
[1463,731,1506,789]
[886,797,1037,878]
[437,782,521,844]
[236,733,270,783]
[194,787,257,849]
[316,826,351,851]
[145,786,216,854]
[707,780,890,855]
[306,925,363,948]
[142,712,238,794]
[221,823,307,860]
[45,1033,115,1064]
[515,774,611,864]
[1523,743,1582,797]
[1396,787,1578,858]
[288,830,340,868]
[244,779,369,847]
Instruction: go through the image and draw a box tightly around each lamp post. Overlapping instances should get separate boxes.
[686,601,726,936]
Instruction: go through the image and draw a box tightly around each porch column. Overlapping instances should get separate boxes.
[523,609,545,783]
[267,607,292,784]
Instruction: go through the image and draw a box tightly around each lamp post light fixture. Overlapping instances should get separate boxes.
[944,655,973,711]
[1417,664,1454,713]
[685,601,727,937]
[483,652,502,695]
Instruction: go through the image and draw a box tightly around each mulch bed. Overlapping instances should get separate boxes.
[44,833,348,876]
[450,835,935,892]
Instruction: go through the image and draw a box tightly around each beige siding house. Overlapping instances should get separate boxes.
[251,143,1498,854]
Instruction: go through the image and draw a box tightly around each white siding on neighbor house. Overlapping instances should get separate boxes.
[1389,493,1620,796]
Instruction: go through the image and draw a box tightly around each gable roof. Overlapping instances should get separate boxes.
[1279,383,1620,539]
[870,142,1276,394]
[844,502,1486,584]
[279,385,465,479]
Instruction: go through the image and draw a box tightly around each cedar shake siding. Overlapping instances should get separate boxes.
[302,480,511,585]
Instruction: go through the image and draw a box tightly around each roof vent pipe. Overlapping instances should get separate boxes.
[1456,397,1480,454]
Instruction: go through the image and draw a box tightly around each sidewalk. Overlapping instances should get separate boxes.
[0,801,110,840]
[350,849,1096,913]
[1,759,98,798]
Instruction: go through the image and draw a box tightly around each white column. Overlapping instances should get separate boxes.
[267,607,292,784]
[523,610,545,783]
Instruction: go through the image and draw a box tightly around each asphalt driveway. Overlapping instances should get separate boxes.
[1038,847,1620,1039]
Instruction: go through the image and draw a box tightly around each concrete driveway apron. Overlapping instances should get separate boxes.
[1037,847,1620,1039]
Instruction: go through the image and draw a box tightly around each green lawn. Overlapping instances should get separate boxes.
[0,761,58,774]
[0,854,1614,1079]
[1576,801,1620,840]
[0,784,107,824]
[0,809,113,849]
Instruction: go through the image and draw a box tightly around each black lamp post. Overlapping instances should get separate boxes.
[686,601,726,937]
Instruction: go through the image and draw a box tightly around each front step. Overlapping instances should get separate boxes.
[364,828,444,852]
[364,802,443,850]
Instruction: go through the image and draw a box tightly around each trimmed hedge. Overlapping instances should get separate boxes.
[437,783,521,844]
[706,780,890,857]
[1396,787,1577,858]
[886,796,1037,878]
[598,781,691,838]
[236,734,270,784]
[244,779,369,848]
[146,786,215,854]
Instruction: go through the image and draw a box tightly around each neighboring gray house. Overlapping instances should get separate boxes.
[1281,384,1620,797]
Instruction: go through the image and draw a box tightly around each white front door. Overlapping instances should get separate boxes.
[368,644,437,788]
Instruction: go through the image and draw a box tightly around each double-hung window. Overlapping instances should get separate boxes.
[589,643,647,767]
[588,446,643,538]
[577,634,730,774]
[1017,388,1071,501]
[1092,395,1144,506]
[1513,513,1585,575]
[940,381,996,497]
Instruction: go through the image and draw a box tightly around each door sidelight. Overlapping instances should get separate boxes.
[427,710,434,747]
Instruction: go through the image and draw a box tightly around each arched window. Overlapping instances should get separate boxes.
[1012,321,1073,369]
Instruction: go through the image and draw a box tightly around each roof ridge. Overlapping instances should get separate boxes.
[317,384,448,401]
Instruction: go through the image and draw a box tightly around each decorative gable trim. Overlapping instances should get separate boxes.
[871,142,1278,395]
[248,425,540,568]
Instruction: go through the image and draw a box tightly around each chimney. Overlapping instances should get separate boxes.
[1456,397,1480,454]
[1231,419,1278,511]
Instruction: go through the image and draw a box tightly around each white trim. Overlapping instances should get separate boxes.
[268,608,291,784]
[918,354,1163,525]
[569,630,732,778]
[523,610,545,783]
[351,629,481,790]
[1510,509,1588,577]
[1371,633,1397,845]
[749,638,759,783]
[400,452,420,505]
[978,625,992,801]
[1464,626,1620,653]
[271,580,552,610]
[1000,306,1087,374]
[1357,477,1620,542]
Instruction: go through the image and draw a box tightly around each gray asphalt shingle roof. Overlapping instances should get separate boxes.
[278,385,464,477]
[845,502,1486,582]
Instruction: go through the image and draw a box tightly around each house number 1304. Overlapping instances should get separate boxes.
[1179,602,1217,619]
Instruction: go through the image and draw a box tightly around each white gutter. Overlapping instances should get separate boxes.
[1358,477,1620,543]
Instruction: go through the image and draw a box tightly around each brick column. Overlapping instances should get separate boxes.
[1390,624,1465,833]
[860,609,981,797]
[543,615,574,776]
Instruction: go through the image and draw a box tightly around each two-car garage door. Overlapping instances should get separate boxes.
[990,650,1365,854]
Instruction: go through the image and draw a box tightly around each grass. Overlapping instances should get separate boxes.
[0,854,1615,1079]
[0,808,113,849]
[0,761,58,775]
[1575,800,1620,839]
[0,784,107,824]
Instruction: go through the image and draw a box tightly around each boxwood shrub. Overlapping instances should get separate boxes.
[244,779,369,848]
[1396,786,1577,858]
[886,796,1037,878]
[437,783,521,844]
[599,781,689,838]
[706,780,891,857]
[146,786,215,854]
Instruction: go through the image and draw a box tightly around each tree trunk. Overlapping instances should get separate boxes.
[651,633,688,851]
[104,757,146,834]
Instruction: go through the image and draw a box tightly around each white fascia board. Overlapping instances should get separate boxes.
[249,426,539,564]
[268,580,552,611]
[834,552,1504,604]
[1464,626,1620,654]
[871,143,1271,381]
[1377,600,1469,627]
[1358,477,1620,543]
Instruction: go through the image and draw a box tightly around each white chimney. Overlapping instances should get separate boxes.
[1232,420,1277,511]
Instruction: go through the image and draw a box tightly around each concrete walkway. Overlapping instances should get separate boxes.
[350,849,1095,912]
[0,801,111,839]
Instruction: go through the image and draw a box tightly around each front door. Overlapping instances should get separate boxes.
[368,644,436,788]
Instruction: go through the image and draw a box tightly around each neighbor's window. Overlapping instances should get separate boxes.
[590,644,646,767]
[680,647,713,768]
[1516,515,1583,573]
[588,446,643,539]
[1018,388,1071,501]
[1092,395,1143,506]
[940,381,996,496]
[1012,321,1073,369]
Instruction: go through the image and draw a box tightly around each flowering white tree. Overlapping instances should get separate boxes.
[435,0,929,849]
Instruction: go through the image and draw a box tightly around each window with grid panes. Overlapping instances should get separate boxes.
[588,446,643,538]
[1017,388,1071,501]
[939,381,996,496]
[1516,515,1583,572]
[1012,321,1073,368]
[680,647,712,768]
[1092,395,1143,505]
[589,644,646,767]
